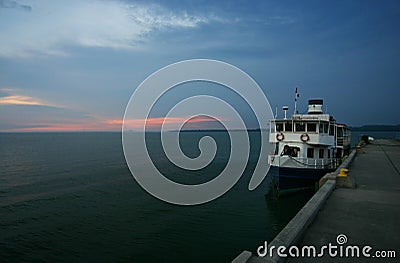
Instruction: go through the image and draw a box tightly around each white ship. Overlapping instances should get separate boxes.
[269,98,351,190]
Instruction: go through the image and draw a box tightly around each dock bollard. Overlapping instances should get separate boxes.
[338,168,348,177]
[336,168,356,188]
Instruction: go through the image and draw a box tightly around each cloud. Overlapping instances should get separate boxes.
[265,16,295,25]
[0,88,57,107]
[0,95,52,106]
[0,88,224,132]
[0,0,214,58]
[0,93,115,131]
[0,0,31,11]
[0,89,223,132]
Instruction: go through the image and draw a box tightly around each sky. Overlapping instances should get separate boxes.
[1,0,400,132]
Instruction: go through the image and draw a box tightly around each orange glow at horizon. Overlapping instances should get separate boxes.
[116,116,221,129]
[2,116,223,132]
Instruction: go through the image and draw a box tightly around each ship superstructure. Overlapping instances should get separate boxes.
[269,99,351,190]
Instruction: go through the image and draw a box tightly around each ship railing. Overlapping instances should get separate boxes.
[289,156,339,169]
[269,154,340,169]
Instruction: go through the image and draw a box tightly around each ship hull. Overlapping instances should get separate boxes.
[270,165,335,190]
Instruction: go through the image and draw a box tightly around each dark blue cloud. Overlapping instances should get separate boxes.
[0,0,31,11]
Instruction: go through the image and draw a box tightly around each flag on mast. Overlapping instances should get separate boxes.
[295,87,299,101]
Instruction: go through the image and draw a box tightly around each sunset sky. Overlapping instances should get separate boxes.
[1,0,400,132]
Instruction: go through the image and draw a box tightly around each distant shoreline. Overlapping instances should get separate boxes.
[1,125,399,133]
[349,124,400,132]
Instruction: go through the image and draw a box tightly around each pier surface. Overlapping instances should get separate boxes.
[233,139,400,262]
[287,138,400,262]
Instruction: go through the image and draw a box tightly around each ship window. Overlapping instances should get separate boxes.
[276,123,283,132]
[281,145,300,157]
[337,127,343,137]
[329,124,334,135]
[307,148,314,158]
[319,122,328,134]
[327,149,331,158]
[307,123,317,132]
[295,122,305,132]
[319,149,324,158]
[285,122,292,132]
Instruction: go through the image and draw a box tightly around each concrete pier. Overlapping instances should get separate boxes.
[233,139,400,262]
[288,139,400,262]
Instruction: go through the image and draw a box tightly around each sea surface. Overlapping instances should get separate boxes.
[1,130,397,262]
[0,131,312,262]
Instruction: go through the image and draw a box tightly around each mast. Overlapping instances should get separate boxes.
[294,87,299,114]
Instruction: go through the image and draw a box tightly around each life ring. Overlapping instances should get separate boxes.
[300,133,310,142]
[276,132,284,141]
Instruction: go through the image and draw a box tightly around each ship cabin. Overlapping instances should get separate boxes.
[269,99,351,169]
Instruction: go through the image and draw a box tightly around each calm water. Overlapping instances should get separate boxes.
[0,132,315,262]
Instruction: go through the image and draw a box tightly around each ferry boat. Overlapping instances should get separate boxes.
[269,98,351,191]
